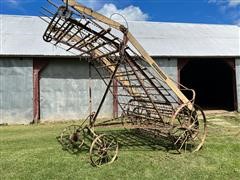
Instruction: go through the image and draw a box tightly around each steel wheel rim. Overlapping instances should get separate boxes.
[60,125,85,152]
[90,134,118,167]
[171,104,207,153]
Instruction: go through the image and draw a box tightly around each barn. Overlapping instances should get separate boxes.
[0,15,239,124]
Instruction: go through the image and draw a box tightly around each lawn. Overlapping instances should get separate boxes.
[0,113,240,180]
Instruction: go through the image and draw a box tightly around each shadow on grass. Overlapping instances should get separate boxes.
[56,128,177,155]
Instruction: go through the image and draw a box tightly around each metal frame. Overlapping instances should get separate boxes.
[41,0,207,166]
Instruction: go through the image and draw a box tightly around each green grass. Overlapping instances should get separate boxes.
[1,114,240,180]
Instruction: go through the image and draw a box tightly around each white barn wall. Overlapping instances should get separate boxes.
[0,58,33,124]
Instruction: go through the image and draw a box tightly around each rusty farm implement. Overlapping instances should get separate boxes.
[41,0,207,166]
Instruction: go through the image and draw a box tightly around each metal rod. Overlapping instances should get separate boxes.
[53,20,69,38]
[41,7,55,15]
[55,24,74,44]
[88,58,92,115]
[81,41,108,55]
[68,18,120,49]
[39,16,49,24]
[91,61,127,117]
[47,0,58,8]
[67,34,90,51]
[92,50,118,60]
[90,61,121,127]
[126,59,165,123]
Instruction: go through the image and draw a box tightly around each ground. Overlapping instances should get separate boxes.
[0,112,240,180]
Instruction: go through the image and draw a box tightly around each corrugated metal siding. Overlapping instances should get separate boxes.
[236,58,240,112]
[155,58,178,81]
[40,59,112,121]
[0,58,33,124]
[156,58,179,106]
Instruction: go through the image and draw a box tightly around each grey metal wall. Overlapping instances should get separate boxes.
[236,58,240,112]
[40,59,113,121]
[0,58,33,124]
[156,58,178,107]
[155,58,178,81]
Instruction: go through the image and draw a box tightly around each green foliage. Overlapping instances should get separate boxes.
[0,115,240,180]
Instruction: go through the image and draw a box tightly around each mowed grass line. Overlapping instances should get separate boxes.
[0,115,240,180]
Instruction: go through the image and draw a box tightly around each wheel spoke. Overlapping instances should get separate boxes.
[90,134,118,166]
[171,104,207,153]
[106,139,115,149]
[60,125,85,152]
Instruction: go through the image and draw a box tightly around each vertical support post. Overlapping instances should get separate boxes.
[236,58,240,112]
[177,59,189,85]
[88,59,92,115]
[225,59,238,111]
[113,79,118,118]
[33,59,49,123]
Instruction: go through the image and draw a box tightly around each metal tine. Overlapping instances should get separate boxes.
[117,67,147,75]
[118,94,149,98]
[40,12,52,20]
[65,29,80,43]
[40,8,67,33]
[46,13,62,33]
[95,63,118,69]
[127,113,157,121]
[89,18,122,44]
[55,24,74,45]
[41,7,55,16]
[56,39,89,54]
[39,15,50,24]
[120,77,155,82]
[53,20,69,38]
[114,72,135,77]
[42,6,88,39]
[67,34,91,51]
[65,21,90,43]
[69,18,120,48]
[118,85,142,88]
[42,12,60,42]
[47,0,58,8]
[79,42,108,56]
[118,102,156,109]
[100,38,119,53]
[92,50,118,60]
[115,69,144,74]
[129,92,163,96]
[77,29,109,50]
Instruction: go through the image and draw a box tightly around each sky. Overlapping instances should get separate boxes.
[0,0,240,25]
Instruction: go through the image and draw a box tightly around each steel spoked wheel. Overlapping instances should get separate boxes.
[90,134,118,167]
[171,104,207,153]
[60,125,85,153]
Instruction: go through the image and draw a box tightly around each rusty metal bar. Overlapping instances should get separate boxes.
[66,34,90,51]
[90,61,121,127]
